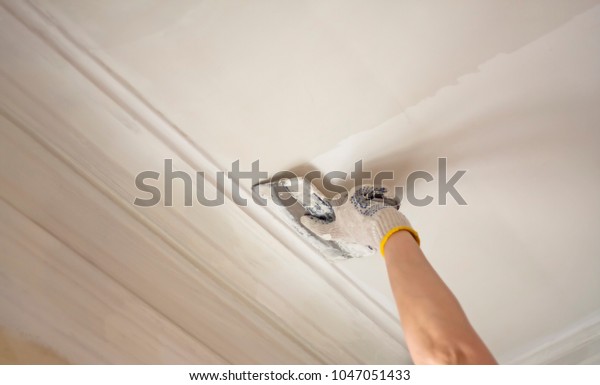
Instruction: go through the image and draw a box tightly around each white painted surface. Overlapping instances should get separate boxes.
[1,0,599,363]
[313,5,600,361]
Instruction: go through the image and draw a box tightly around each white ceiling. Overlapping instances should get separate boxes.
[1,0,599,363]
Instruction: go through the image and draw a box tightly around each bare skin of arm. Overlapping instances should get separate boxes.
[384,231,497,365]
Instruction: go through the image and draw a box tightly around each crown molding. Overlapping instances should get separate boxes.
[0,0,410,363]
[504,310,600,364]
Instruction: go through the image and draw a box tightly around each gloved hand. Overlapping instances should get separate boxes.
[300,185,420,256]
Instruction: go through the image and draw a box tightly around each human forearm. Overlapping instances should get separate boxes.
[384,231,496,364]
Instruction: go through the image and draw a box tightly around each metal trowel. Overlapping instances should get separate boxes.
[252,176,376,261]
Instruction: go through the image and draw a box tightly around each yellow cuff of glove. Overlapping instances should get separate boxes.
[380,226,420,257]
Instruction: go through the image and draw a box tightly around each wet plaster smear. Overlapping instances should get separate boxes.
[0,0,599,363]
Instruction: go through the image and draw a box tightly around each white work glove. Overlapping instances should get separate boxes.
[300,185,420,256]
